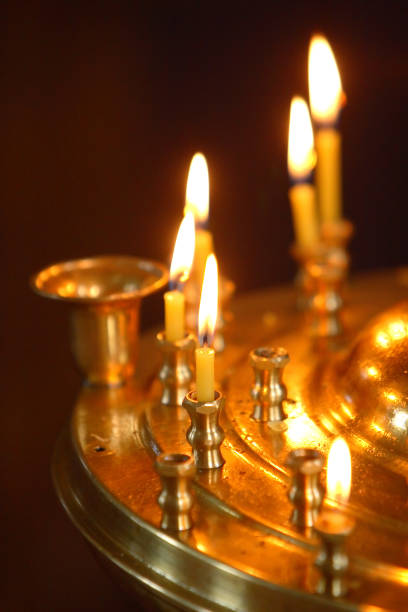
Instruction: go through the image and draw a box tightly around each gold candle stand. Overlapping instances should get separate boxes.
[286,448,324,530]
[182,390,225,470]
[155,452,196,531]
[314,511,355,598]
[250,347,289,423]
[321,219,354,251]
[290,242,327,311]
[31,255,167,386]
[156,332,196,406]
[307,254,348,338]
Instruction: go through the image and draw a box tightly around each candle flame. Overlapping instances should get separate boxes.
[169,212,196,286]
[327,437,351,505]
[288,97,316,180]
[198,254,218,346]
[308,35,343,124]
[184,153,209,225]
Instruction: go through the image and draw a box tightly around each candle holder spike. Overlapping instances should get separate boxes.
[250,347,289,422]
[314,511,355,598]
[155,452,196,531]
[286,448,325,530]
[182,390,225,470]
[156,332,196,406]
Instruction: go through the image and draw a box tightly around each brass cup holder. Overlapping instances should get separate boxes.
[182,390,225,470]
[250,347,289,423]
[290,242,328,311]
[155,452,196,531]
[321,219,354,251]
[31,255,168,387]
[286,448,324,530]
[156,332,196,406]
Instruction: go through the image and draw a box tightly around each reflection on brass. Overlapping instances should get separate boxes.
[49,270,408,610]
[307,256,347,338]
[286,448,324,530]
[250,347,289,422]
[156,332,196,406]
[31,256,167,386]
[183,390,225,470]
[155,452,196,531]
[185,276,235,352]
[314,511,355,598]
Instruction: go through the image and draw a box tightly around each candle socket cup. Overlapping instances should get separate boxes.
[290,242,328,311]
[156,332,196,406]
[321,219,354,252]
[250,347,289,423]
[182,390,225,470]
[286,448,325,529]
[155,453,196,531]
[31,256,167,387]
[314,511,355,598]
[307,254,348,338]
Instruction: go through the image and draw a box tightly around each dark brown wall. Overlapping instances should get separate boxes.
[3,1,408,610]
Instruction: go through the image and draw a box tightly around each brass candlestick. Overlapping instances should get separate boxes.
[290,242,327,311]
[182,390,225,470]
[286,448,324,529]
[156,332,196,406]
[250,347,289,422]
[321,219,354,252]
[307,254,348,338]
[31,255,167,386]
[314,511,355,598]
[155,452,196,531]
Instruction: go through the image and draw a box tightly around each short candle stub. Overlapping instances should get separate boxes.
[250,347,289,423]
[314,510,355,598]
[286,448,325,529]
[155,452,196,532]
[156,332,196,406]
[182,390,225,470]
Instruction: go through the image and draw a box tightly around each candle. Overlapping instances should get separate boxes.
[287,97,320,247]
[326,436,351,504]
[196,254,218,401]
[309,35,344,222]
[184,153,214,287]
[164,212,195,342]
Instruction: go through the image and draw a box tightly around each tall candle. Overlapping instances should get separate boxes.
[287,97,320,247]
[309,35,344,222]
[196,254,218,402]
[184,153,214,286]
[164,212,195,342]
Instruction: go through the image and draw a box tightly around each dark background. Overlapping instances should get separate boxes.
[3,1,408,610]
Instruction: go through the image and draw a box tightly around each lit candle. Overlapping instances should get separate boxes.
[288,97,320,247]
[164,212,195,342]
[326,436,352,505]
[309,35,344,222]
[196,254,218,402]
[184,153,214,287]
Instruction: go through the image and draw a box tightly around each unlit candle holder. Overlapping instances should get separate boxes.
[182,390,225,470]
[314,510,355,598]
[156,332,196,406]
[321,219,354,253]
[155,452,196,531]
[286,448,324,530]
[250,347,289,423]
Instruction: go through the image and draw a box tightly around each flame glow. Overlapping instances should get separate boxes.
[198,254,218,345]
[308,35,343,124]
[326,437,351,505]
[288,97,316,180]
[169,212,196,285]
[184,153,209,225]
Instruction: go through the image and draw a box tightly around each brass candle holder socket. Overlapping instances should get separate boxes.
[185,276,235,352]
[182,390,225,470]
[314,510,355,598]
[286,448,324,529]
[290,242,328,311]
[250,347,289,422]
[31,256,168,387]
[155,452,196,531]
[156,332,196,406]
[321,219,354,251]
[307,257,348,338]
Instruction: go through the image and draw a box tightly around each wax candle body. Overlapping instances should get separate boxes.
[195,346,215,402]
[164,290,185,342]
[194,229,214,287]
[289,183,320,247]
[315,129,342,222]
